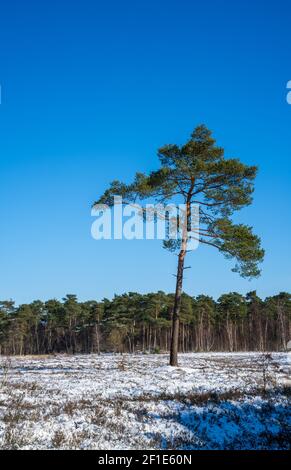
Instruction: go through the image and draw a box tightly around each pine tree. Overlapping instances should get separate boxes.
[95,125,264,365]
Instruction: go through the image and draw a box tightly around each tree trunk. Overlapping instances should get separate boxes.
[170,249,185,366]
[169,190,192,366]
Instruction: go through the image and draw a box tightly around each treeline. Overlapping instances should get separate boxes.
[0,291,290,355]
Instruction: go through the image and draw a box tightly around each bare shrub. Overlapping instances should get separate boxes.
[256,353,279,394]
[0,357,12,387]
[117,356,128,371]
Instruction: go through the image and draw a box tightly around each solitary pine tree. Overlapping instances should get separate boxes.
[94,125,264,366]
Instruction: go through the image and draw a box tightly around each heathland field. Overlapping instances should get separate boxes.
[0,353,290,450]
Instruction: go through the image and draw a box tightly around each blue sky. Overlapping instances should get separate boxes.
[0,0,290,304]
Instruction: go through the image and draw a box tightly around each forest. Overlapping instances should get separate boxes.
[0,291,290,355]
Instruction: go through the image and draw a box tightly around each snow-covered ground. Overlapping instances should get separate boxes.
[0,352,290,449]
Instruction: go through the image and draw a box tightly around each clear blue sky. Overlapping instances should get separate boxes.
[0,0,290,305]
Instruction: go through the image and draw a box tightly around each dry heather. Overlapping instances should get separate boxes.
[0,352,290,450]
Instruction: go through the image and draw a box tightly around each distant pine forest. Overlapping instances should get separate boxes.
[0,291,290,355]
